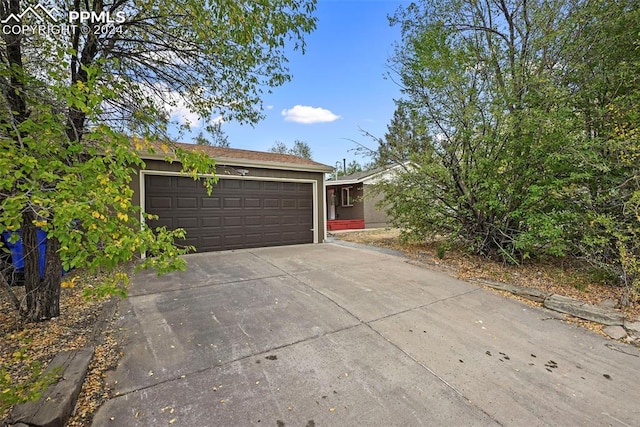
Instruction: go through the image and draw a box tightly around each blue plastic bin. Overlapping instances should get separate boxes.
[2,228,48,278]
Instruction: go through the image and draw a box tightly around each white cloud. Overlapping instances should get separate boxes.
[209,115,224,125]
[281,105,341,124]
[266,105,274,110]
[169,101,201,128]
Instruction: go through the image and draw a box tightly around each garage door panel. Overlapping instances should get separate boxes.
[177,197,198,209]
[148,175,172,187]
[282,215,299,226]
[176,179,197,189]
[282,199,297,209]
[264,215,280,226]
[244,198,261,208]
[245,216,262,226]
[148,196,172,209]
[244,233,263,244]
[223,197,242,208]
[201,217,221,227]
[145,175,313,252]
[177,217,198,228]
[263,182,279,191]
[224,234,243,245]
[152,218,174,229]
[264,199,280,209]
[201,236,221,249]
[201,197,221,208]
[282,182,297,191]
[244,181,261,190]
[263,232,282,242]
[223,180,242,190]
[223,216,243,227]
[299,199,312,209]
[179,236,199,248]
[281,231,300,242]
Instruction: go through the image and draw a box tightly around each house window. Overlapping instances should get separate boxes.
[341,187,354,207]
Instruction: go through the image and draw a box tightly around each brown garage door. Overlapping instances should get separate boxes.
[144,175,314,252]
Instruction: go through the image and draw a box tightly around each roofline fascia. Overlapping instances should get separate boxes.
[325,179,362,186]
[140,152,333,173]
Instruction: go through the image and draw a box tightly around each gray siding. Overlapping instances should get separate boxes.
[333,185,364,221]
[363,185,390,228]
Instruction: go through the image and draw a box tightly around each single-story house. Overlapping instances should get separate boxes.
[131,141,333,252]
[325,164,404,231]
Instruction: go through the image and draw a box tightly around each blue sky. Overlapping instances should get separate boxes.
[173,0,410,168]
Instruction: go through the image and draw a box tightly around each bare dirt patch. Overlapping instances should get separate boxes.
[332,229,640,325]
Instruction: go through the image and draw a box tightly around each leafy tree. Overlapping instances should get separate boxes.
[344,160,363,175]
[381,0,640,300]
[562,0,640,299]
[194,122,230,147]
[360,103,431,167]
[0,0,317,321]
[383,0,580,260]
[269,140,313,159]
[333,160,363,178]
[269,141,290,154]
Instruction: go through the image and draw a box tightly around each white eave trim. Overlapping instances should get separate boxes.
[325,179,362,186]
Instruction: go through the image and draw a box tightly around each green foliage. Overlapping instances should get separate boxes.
[0,0,318,320]
[269,140,313,159]
[333,160,364,178]
[379,0,640,292]
[194,122,230,147]
[0,336,60,412]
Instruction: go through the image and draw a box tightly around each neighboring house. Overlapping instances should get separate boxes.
[325,164,404,231]
[131,141,333,252]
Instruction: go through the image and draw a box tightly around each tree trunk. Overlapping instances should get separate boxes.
[21,211,62,321]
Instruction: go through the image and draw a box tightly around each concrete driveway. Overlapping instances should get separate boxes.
[93,243,640,426]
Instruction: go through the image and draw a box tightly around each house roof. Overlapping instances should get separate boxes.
[328,166,388,183]
[326,164,407,186]
[140,140,333,173]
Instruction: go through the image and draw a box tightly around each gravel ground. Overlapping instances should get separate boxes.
[1,270,121,425]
